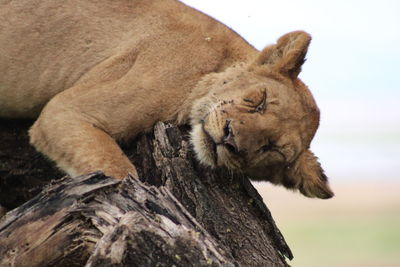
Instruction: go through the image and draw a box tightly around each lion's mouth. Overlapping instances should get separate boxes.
[201,122,218,165]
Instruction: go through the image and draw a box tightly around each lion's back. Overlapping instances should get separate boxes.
[0,0,253,118]
[0,0,147,117]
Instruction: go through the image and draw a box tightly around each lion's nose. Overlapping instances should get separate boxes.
[222,120,240,155]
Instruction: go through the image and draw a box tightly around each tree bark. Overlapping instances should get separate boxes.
[0,119,293,266]
[0,119,63,210]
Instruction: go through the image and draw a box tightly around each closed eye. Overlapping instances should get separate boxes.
[259,139,278,153]
[248,90,267,114]
[260,143,274,152]
[259,141,288,162]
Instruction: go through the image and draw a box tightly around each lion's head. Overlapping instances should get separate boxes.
[190,31,333,199]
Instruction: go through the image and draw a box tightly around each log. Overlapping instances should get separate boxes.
[0,120,293,266]
[0,173,234,266]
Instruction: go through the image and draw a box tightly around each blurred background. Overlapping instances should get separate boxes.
[181,0,400,266]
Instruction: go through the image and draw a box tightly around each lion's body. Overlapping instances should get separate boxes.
[0,0,333,198]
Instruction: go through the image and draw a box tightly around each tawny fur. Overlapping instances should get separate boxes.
[0,0,333,198]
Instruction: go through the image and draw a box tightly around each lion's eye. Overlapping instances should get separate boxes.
[260,143,273,152]
[223,120,231,137]
[254,99,266,113]
[244,90,267,114]
[260,140,276,153]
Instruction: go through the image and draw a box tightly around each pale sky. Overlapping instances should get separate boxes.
[181,0,400,180]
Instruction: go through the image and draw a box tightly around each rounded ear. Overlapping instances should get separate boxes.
[254,31,311,79]
[283,149,334,199]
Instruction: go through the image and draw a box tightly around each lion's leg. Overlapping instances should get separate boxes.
[29,96,138,179]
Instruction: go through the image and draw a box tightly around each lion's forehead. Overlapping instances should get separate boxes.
[219,77,301,107]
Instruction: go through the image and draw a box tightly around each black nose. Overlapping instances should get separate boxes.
[223,120,238,154]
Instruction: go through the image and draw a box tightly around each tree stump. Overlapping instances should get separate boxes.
[0,120,293,266]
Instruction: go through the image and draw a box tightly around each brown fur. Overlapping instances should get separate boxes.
[0,0,333,198]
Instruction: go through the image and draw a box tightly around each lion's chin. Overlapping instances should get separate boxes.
[190,123,217,167]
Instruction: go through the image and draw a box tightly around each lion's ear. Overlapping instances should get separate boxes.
[283,149,334,199]
[254,31,311,79]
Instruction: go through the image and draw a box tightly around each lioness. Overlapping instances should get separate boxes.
[0,0,333,199]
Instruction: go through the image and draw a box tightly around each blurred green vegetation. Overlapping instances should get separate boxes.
[281,214,400,267]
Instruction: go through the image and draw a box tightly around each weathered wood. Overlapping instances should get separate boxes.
[86,178,235,267]
[0,173,234,266]
[0,174,114,267]
[0,121,292,266]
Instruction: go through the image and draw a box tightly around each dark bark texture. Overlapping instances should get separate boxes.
[0,119,293,266]
[0,119,63,210]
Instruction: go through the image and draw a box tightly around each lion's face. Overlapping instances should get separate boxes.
[190,31,333,199]
[191,70,313,170]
